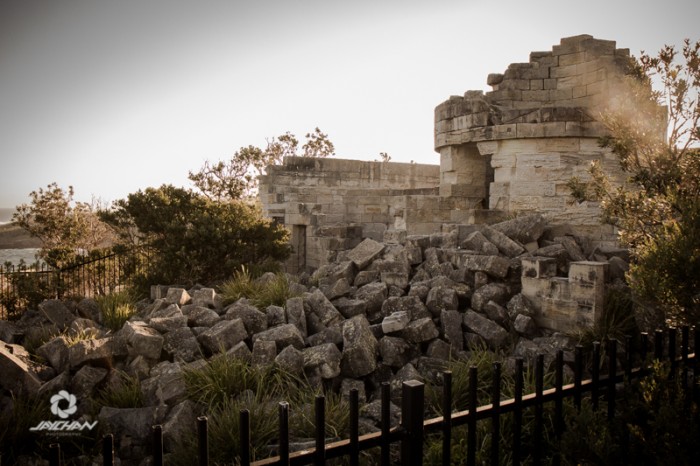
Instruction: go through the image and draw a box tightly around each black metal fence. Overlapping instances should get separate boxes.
[45,327,699,466]
[0,247,151,319]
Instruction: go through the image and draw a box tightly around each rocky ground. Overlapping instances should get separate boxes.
[0,214,631,465]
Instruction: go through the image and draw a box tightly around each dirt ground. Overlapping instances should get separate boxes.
[0,223,41,249]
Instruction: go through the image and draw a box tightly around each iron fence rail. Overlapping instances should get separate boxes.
[45,327,699,466]
[0,247,150,319]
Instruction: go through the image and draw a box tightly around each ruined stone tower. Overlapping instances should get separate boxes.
[260,35,632,273]
[435,34,632,238]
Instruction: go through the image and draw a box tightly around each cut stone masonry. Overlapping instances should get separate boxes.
[259,35,636,331]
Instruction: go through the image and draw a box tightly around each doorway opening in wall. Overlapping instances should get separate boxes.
[292,225,306,274]
[485,153,494,209]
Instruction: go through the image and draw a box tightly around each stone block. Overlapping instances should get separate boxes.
[252,339,277,366]
[197,319,247,355]
[463,310,509,349]
[341,315,379,378]
[346,238,385,269]
[252,323,305,351]
[303,343,342,380]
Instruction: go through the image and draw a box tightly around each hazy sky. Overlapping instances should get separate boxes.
[1,0,698,208]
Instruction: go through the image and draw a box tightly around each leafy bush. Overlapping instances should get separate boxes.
[100,185,291,290]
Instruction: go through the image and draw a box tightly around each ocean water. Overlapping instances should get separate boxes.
[0,248,41,266]
[0,207,14,225]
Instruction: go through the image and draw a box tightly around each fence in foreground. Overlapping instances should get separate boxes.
[45,326,698,466]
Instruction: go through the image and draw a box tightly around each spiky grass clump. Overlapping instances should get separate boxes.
[95,289,139,331]
[92,371,143,411]
[218,267,301,309]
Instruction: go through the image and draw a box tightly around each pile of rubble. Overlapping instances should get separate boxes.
[0,214,631,464]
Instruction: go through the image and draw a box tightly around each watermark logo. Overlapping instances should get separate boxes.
[29,391,97,435]
[50,390,77,419]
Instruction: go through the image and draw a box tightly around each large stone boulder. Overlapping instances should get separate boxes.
[303,343,342,380]
[0,342,41,395]
[304,289,344,333]
[225,300,268,336]
[197,318,247,355]
[463,310,509,349]
[492,214,547,245]
[347,238,385,270]
[123,322,164,360]
[252,323,305,351]
[340,315,379,378]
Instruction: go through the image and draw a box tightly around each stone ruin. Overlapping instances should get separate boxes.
[259,34,635,333]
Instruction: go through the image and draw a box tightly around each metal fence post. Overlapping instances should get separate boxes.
[198,415,209,466]
[103,434,114,466]
[400,379,424,466]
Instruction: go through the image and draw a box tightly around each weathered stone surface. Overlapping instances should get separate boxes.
[191,288,220,309]
[333,297,368,318]
[399,317,439,343]
[124,322,164,360]
[141,362,186,406]
[39,299,76,330]
[361,398,401,428]
[347,238,385,269]
[77,298,103,324]
[483,300,510,328]
[355,281,389,319]
[492,214,547,244]
[266,305,287,327]
[184,305,220,327]
[225,300,268,336]
[381,311,410,334]
[354,270,379,287]
[341,378,367,403]
[322,278,353,300]
[165,287,191,306]
[38,370,71,396]
[440,310,464,351]
[150,314,188,333]
[37,336,69,373]
[459,254,511,279]
[303,343,342,379]
[275,345,304,373]
[162,400,199,452]
[148,303,182,320]
[197,318,247,355]
[461,231,499,255]
[68,337,113,369]
[0,342,41,394]
[463,310,509,349]
[381,295,430,321]
[163,327,202,362]
[380,336,419,368]
[286,297,308,337]
[304,289,344,333]
[426,339,452,361]
[506,293,536,319]
[514,314,538,337]
[306,323,343,347]
[416,356,449,383]
[608,256,629,282]
[252,323,305,351]
[390,363,423,399]
[227,341,253,363]
[481,225,525,257]
[426,287,459,315]
[341,315,379,378]
[71,365,108,398]
[252,339,277,366]
[471,283,510,312]
[554,236,587,262]
[99,406,166,443]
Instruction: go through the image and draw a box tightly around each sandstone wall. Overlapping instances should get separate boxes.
[258,157,441,272]
[434,34,633,241]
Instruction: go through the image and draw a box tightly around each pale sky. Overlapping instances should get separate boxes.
[1,0,698,208]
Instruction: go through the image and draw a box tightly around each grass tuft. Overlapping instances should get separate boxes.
[95,289,139,331]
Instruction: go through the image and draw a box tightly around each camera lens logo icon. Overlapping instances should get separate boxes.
[50,390,77,419]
